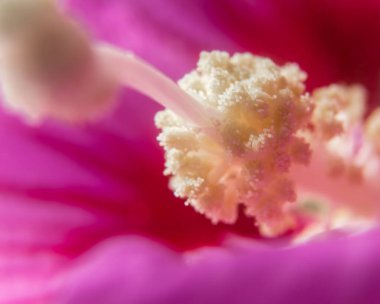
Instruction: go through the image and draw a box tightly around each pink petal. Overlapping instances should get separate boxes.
[56,229,380,304]
[206,0,380,106]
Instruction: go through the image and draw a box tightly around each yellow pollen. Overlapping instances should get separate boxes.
[311,84,366,140]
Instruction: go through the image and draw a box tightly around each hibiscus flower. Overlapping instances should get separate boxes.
[2,0,380,303]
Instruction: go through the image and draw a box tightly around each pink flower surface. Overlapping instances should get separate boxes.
[2,0,380,303]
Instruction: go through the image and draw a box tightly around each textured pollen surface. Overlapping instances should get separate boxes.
[156,51,313,236]
[311,84,366,140]
[311,84,367,181]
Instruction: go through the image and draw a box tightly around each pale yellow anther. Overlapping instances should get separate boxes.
[309,84,367,184]
[311,84,366,140]
[156,51,313,236]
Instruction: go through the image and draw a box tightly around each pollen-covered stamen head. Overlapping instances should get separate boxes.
[156,51,313,236]
[310,84,367,182]
[0,0,117,123]
[311,84,366,140]
[289,82,380,231]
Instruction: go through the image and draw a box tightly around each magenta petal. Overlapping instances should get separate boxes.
[205,0,380,105]
[64,0,240,78]
[0,251,64,303]
[56,230,380,304]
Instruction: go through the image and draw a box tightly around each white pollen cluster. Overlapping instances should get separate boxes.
[311,84,366,140]
[311,84,367,182]
[156,51,313,236]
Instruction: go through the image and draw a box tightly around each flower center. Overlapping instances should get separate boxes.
[1,0,379,240]
[156,51,314,236]
[154,52,380,238]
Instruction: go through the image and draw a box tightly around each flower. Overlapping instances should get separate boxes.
[2,0,380,303]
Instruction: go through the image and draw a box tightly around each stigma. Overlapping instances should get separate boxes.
[0,0,117,123]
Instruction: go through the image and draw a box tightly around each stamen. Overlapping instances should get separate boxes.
[309,84,367,183]
[155,54,380,237]
[311,84,366,140]
[156,51,313,236]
